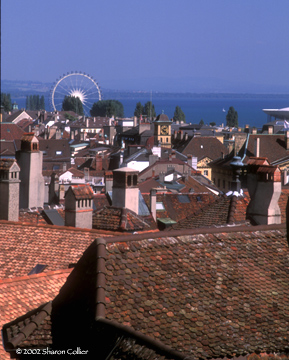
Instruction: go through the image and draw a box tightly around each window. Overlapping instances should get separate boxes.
[133,175,138,186]
[204,170,208,176]
[56,151,62,155]
[156,202,165,211]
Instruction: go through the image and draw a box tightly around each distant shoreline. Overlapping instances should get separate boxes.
[1,79,289,99]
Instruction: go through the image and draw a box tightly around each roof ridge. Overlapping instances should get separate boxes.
[0,269,72,284]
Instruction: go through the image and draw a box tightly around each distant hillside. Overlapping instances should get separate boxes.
[1,79,289,100]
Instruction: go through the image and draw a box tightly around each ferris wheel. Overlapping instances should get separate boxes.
[50,71,102,116]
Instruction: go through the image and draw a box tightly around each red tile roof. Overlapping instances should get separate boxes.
[51,225,289,358]
[170,195,249,229]
[178,136,229,160]
[93,206,157,232]
[0,269,71,359]
[68,184,94,199]
[0,221,111,279]
[142,193,217,223]
[0,123,25,141]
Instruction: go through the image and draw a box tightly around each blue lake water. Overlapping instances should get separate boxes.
[13,95,289,129]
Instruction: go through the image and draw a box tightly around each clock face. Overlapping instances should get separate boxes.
[160,125,169,135]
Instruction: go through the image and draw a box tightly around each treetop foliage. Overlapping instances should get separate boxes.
[26,95,45,111]
[1,93,12,112]
[133,101,156,120]
[62,96,84,116]
[173,106,186,122]
[90,100,124,118]
[226,106,238,127]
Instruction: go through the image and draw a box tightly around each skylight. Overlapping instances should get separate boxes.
[28,264,47,275]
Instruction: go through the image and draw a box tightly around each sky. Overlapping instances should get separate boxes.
[1,0,289,93]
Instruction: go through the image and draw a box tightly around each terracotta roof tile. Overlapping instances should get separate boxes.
[68,184,94,199]
[48,226,289,358]
[0,221,110,279]
[93,206,157,232]
[0,269,71,359]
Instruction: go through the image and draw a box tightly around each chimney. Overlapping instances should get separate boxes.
[268,125,273,134]
[177,130,183,140]
[150,188,157,221]
[112,168,139,214]
[187,154,192,167]
[133,116,137,127]
[65,184,93,229]
[149,154,158,166]
[184,132,188,141]
[85,117,89,128]
[105,171,113,194]
[71,130,74,140]
[55,128,61,139]
[245,124,250,134]
[285,131,289,150]
[254,138,260,157]
[159,172,165,183]
[247,165,281,225]
[0,159,21,221]
[49,172,59,205]
[252,127,257,135]
[95,154,103,171]
[171,150,176,159]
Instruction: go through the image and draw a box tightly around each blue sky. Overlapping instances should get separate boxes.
[2,0,289,92]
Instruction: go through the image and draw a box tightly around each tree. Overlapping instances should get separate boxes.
[134,102,143,118]
[143,101,156,119]
[25,95,45,111]
[90,100,124,118]
[210,122,216,126]
[40,95,45,110]
[173,106,186,122]
[1,93,12,112]
[226,106,238,127]
[199,119,204,125]
[62,96,84,115]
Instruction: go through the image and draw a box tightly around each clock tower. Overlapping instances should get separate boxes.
[154,113,172,148]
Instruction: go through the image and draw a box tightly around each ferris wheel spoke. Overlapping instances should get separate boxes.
[51,72,102,115]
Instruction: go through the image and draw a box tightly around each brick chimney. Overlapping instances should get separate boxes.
[247,163,281,225]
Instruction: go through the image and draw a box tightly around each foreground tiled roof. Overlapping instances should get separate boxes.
[51,225,289,358]
[0,221,110,279]
[0,269,71,359]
